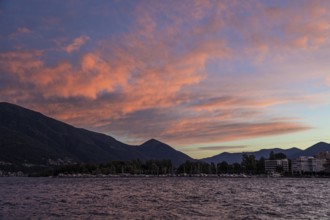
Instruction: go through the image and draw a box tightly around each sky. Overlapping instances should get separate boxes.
[1,0,330,159]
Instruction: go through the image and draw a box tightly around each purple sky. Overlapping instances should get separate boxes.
[1,0,330,158]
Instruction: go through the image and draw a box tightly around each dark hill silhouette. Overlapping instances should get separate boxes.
[202,148,302,164]
[137,139,192,166]
[289,142,330,159]
[202,142,330,164]
[0,102,190,166]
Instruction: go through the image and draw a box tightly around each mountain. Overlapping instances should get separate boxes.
[202,152,243,165]
[137,139,192,166]
[253,148,302,159]
[202,147,302,164]
[0,102,191,168]
[202,142,330,164]
[0,102,144,164]
[289,142,330,159]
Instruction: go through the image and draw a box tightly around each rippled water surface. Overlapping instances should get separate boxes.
[1,177,330,219]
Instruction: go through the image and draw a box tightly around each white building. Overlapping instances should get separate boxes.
[292,156,326,173]
[265,159,289,173]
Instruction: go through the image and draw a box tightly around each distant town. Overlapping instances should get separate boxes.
[265,151,330,175]
[2,150,330,178]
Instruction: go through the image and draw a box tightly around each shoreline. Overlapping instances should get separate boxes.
[2,173,330,179]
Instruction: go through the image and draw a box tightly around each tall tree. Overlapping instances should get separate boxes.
[241,154,257,174]
[218,161,229,173]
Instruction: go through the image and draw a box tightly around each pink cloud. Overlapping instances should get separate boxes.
[255,1,330,52]
[188,95,295,113]
[9,27,33,39]
[326,77,330,86]
[198,145,246,151]
[64,36,90,53]
[161,118,311,146]
[16,27,32,34]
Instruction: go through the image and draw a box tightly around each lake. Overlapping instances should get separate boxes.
[1,177,330,219]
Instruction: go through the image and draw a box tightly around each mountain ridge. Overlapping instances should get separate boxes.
[201,143,330,164]
[1,102,329,168]
[137,139,192,166]
[0,102,191,167]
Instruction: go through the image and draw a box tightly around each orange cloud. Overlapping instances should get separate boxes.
[0,34,228,118]
[0,51,43,79]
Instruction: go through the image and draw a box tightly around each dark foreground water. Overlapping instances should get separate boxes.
[1,177,330,220]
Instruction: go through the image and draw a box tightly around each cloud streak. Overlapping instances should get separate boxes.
[64,36,90,53]
[161,117,311,146]
[198,146,246,151]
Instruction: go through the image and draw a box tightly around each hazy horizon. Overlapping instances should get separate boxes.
[1,1,330,158]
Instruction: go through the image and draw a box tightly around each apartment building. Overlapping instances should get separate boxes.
[265,159,289,173]
[291,156,326,173]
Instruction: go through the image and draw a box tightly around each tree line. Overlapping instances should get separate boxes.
[22,151,290,176]
[41,159,174,177]
[177,152,288,175]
